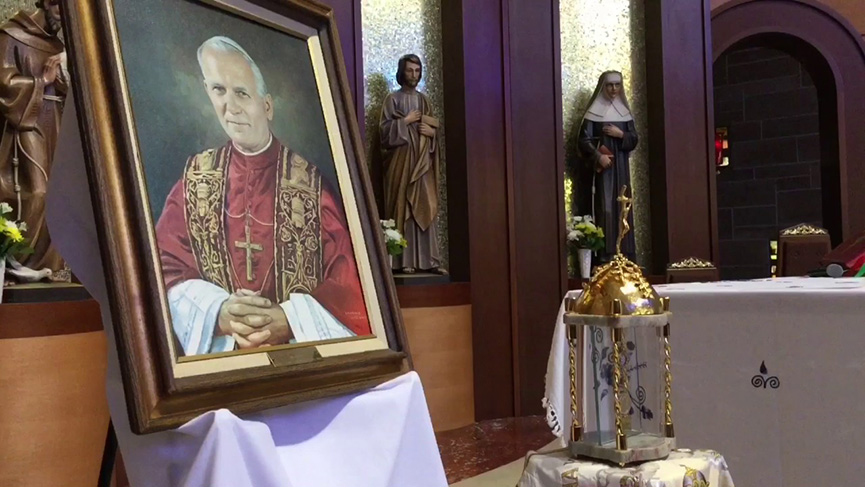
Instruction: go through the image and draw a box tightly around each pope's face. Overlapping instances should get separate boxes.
[200,48,273,153]
[603,77,622,101]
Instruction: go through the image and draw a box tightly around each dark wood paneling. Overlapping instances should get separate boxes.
[442,1,470,283]
[0,299,102,339]
[443,0,566,418]
[646,0,716,273]
[442,0,515,420]
[665,268,720,283]
[326,0,363,127]
[396,282,471,308]
[507,0,566,416]
[1,284,91,303]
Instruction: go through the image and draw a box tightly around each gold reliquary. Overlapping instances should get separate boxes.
[562,186,676,466]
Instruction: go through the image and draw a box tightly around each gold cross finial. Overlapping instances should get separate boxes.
[616,185,633,255]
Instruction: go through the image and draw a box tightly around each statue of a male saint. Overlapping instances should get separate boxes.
[575,70,638,264]
[379,54,445,274]
[0,0,69,282]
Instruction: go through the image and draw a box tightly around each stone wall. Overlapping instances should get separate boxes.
[714,47,821,280]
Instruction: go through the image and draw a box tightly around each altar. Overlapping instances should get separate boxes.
[654,277,865,487]
[546,277,864,487]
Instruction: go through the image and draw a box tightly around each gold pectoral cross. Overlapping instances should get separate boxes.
[234,213,263,282]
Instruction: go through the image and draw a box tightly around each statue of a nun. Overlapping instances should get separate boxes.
[576,70,638,263]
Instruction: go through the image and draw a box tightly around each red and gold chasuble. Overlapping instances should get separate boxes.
[182,142,323,300]
[155,138,372,336]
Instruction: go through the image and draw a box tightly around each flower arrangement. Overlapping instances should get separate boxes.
[0,202,32,261]
[566,214,605,252]
[381,219,408,257]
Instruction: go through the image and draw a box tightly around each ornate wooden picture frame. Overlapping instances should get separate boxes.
[61,0,410,434]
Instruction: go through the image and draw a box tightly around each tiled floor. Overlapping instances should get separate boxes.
[437,416,555,485]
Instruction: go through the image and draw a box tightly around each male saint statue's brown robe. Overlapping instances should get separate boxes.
[380,89,441,271]
[0,9,66,273]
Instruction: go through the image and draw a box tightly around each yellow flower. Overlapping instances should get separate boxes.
[4,220,23,242]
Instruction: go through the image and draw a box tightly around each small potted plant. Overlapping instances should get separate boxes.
[381,219,407,268]
[566,214,605,279]
[0,202,33,302]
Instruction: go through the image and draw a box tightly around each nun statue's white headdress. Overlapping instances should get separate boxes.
[582,70,632,123]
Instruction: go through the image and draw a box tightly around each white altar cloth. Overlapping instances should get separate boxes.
[545,277,865,487]
[163,373,444,487]
[45,98,447,487]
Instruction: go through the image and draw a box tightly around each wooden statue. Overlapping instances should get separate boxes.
[0,0,69,282]
[576,71,639,264]
[379,54,445,274]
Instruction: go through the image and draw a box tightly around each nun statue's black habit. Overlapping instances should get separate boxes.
[575,70,638,263]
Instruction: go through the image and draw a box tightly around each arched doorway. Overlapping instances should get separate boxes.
[713,36,836,279]
[711,0,865,278]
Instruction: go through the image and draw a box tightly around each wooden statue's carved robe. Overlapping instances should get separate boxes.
[0,10,66,272]
[380,89,441,270]
[156,137,371,355]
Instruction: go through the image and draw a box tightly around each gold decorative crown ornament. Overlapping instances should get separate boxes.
[572,186,663,316]
[667,257,716,270]
[781,223,828,236]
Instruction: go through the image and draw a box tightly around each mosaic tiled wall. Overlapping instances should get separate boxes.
[0,0,33,24]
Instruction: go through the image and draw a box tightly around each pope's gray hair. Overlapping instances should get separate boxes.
[197,36,269,97]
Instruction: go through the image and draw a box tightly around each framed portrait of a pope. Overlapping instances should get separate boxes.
[61,0,410,433]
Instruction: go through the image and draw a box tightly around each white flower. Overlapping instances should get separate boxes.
[574,215,583,223]
[583,214,593,223]
[0,202,11,215]
[18,221,26,232]
[381,219,396,229]
[384,228,402,242]
[575,230,584,238]
[567,230,578,241]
